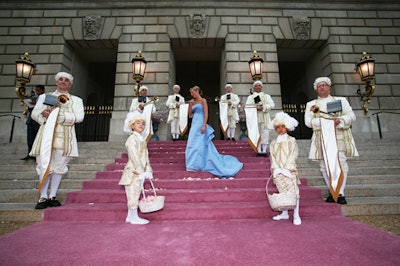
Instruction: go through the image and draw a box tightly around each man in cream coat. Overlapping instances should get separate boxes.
[166,84,185,140]
[245,80,275,156]
[304,77,358,204]
[219,84,240,141]
[30,72,84,209]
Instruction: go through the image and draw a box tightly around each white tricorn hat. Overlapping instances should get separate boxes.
[269,111,299,131]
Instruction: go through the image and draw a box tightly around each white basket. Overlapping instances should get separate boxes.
[266,177,297,211]
[139,179,165,213]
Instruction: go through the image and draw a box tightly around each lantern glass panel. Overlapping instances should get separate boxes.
[16,62,33,81]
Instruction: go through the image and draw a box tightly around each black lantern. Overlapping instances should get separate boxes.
[131,50,147,96]
[356,52,376,115]
[248,50,263,81]
[15,52,35,99]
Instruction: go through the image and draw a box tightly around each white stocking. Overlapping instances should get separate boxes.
[49,173,62,198]
[293,199,300,218]
[293,199,302,225]
[339,172,348,195]
[129,208,149,225]
[125,209,132,223]
[39,174,51,199]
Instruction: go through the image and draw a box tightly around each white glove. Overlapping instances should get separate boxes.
[273,168,283,178]
[138,172,147,180]
[144,172,153,180]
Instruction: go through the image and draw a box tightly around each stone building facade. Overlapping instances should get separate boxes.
[0,0,399,143]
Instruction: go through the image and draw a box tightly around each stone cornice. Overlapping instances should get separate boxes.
[0,1,399,11]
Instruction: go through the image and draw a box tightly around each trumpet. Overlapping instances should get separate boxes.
[142,96,159,107]
[58,94,69,105]
[237,102,260,108]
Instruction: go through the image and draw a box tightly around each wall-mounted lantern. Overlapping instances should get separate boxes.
[356,52,376,115]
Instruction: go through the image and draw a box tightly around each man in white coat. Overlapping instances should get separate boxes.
[123,85,156,140]
[245,80,275,156]
[304,77,358,204]
[219,84,240,141]
[166,84,185,140]
[30,72,84,209]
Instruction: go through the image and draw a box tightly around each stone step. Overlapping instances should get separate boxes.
[341,197,400,216]
[305,175,400,186]
[298,166,400,176]
[0,203,44,222]
[0,163,106,172]
[315,184,400,197]
[0,170,100,180]
[0,189,71,203]
[0,179,87,190]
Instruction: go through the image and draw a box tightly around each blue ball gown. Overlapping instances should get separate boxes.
[185,103,243,178]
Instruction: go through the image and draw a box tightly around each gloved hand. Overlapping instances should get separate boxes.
[144,172,153,180]
[138,172,147,180]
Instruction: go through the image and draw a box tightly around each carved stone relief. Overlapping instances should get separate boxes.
[84,15,102,40]
[189,14,206,38]
[292,16,310,40]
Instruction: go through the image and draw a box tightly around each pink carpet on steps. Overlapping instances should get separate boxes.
[1,140,399,265]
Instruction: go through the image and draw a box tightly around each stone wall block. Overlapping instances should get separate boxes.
[277,17,293,39]
[350,27,381,36]
[174,17,188,38]
[251,25,273,34]
[272,26,284,39]
[206,17,221,38]
[101,17,117,39]
[145,25,167,33]
[70,18,83,39]
[111,25,122,40]
[228,25,250,34]
[113,97,129,111]
[379,96,399,110]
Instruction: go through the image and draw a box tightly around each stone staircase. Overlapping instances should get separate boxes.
[0,142,124,222]
[0,137,399,223]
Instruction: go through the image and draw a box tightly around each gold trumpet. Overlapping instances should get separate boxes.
[142,96,159,106]
[58,94,69,105]
[237,102,259,108]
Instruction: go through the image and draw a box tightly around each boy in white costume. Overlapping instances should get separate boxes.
[119,115,153,225]
[269,112,301,225]
[166,84,185,140]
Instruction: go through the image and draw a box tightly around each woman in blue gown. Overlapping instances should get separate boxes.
[185,86,243,178]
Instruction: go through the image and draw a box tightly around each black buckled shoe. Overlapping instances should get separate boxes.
[337,195,347,205]
[325,194,335,203]
[47,197,62,207]
[35,198,48,209]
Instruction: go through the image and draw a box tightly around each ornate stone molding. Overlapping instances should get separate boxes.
[292,16,310,40]
[188,13,206,38]
[84,15,102,40]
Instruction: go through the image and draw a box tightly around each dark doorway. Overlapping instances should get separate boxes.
[172,38,224,140]
[67,39,118,141]
[176,61,221,139]
[277,40,325,139]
